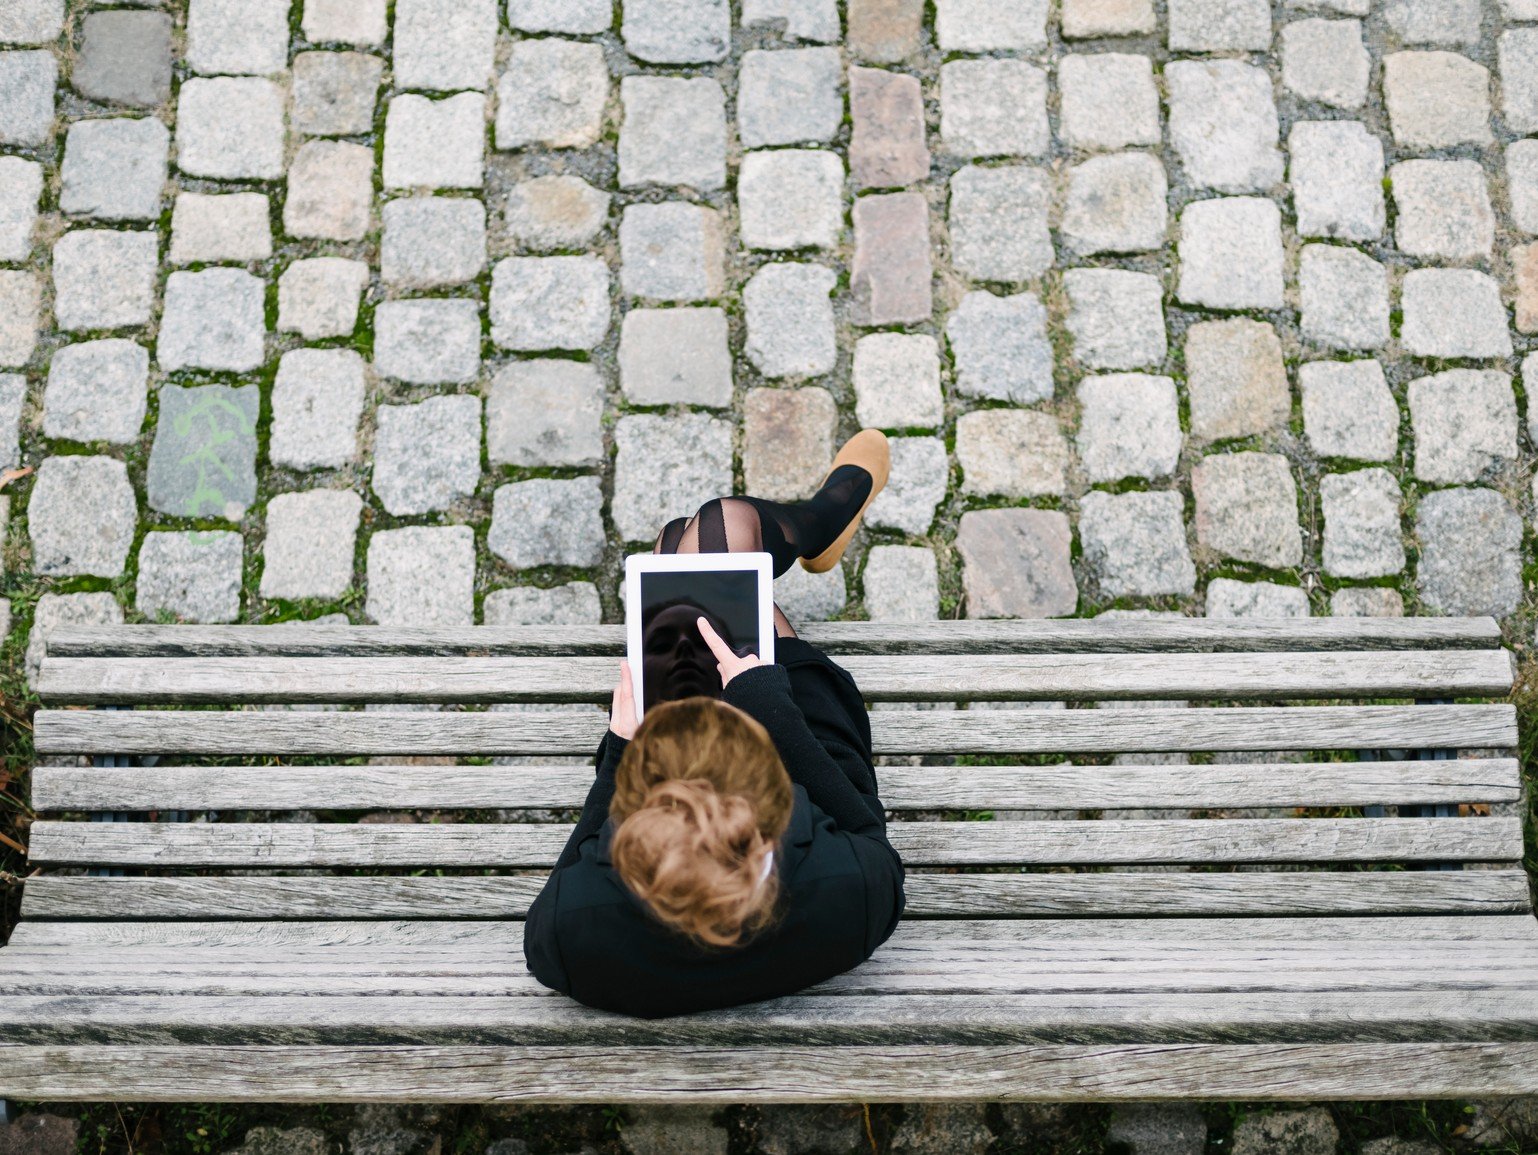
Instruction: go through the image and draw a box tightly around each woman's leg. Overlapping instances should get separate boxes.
[652,500,799,638]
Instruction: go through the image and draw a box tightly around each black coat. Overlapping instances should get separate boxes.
[522,636,906,1018]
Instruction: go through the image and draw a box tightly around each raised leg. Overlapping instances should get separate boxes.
[653,501,798,638]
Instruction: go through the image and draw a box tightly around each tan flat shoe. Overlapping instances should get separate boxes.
[800,429,891,574]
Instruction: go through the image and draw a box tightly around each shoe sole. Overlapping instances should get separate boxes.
[800,429,891,574]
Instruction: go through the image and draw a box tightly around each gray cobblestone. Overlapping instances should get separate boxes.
[1332,588,1404,617]
[1065,269,1167,371]
[1167,61,1283,194]
[1390,159,1494,260]
[1057,53,1159,152]
[0,52,55,148]
[495,39,609,151]
[0,271,38,367]
[740,150,844,252]
[147,383,259,519]
[269,348,366,470]
[383,93,485,190]
[303,0,388,46]
[186,0,289,76]
[739,48,842,148]
[0,0,62,44]
[1400,269,1512,359]
[940,59,1048,159]
[75,11,173,108]
[170,192,272,264]
[136,531,243,624]
[0,375,24,470]
[286,140,373,241]
[26,592,122,688]
[956,409,1067,498]
[1416,487,1522,617]
[28,455,136,577]
[393,0,497,92]
[1061,152,1168,256]
[59,117,169,221]
[366,526,476,627]
[744,262,837,379]
[936,0,1047,51]
[1321,468,1405,578]
[1383,51,1492,148]
[42,339,148,445]
[1409,369,1518,484]
[947,289,1054,402]
[774,564,847,622]
[1281,18,1369,108]
[619,308,733,407]
[1176,197,1285,311]
[623,0,731,64]
[622,202,726,299]
[1506,140,1538,235]
[0,158,40,261]
[382,196,486,288]
[1076,373,1182,482]
[1206,578,1310,618]
[277,258,367,340]
[1299,359,1398,462]
[507,0,610,32]
[1287,120,1385,242]
[1079,490,1197,599]
[743,0,840,41]
[863,545,939,621]
[53,229,158,332]
[374,298,482,384]
[260,489,363,602]
[291,51,382,137]
[949,165,1053,282]
[866,435,948,535]
[176,77,286,179]
[619,77,727,192]
[490,477,606,569]
[484,582,603,625]
[957,507,1076,618]
[491,255,611,351]
[612,413,734,543]
[488,360,606,465]
[504,176,610,251]
[1192,452,1303,568]
[1298,244,1390,351]
[853,333,943,429]
[1186,318,1289,443]
[1062,0,1156,36]
[1170,0,1271,49]
[1501,29,1538,132]
[158,267,264,371]
[372,394,482,516]
[1386,0,1482,46]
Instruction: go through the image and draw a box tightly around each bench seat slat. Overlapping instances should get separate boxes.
[32,758,1523,813]
[32,703,1519,756]
[19,871,1533,921]
[35,650,1517,704]
[26,816,1523,868]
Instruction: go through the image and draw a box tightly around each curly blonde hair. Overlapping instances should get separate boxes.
[609,696,794,949]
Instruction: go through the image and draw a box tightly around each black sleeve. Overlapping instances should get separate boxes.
[551,729,629,871]
[521,865,570,993]
[721,663,886,837]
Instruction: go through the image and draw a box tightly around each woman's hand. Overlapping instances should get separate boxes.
[610,658,640,741]
[697,617,767,690]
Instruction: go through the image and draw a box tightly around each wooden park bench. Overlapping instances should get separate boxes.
[1,617,1535,1108]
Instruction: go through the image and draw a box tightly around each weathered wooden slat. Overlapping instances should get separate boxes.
[32,758,1523,813]
[45,617,1505,659]
[31,704,1519,756]
[35,649,1516,705]
[25,817,1521,868]
[19,871,1533,921]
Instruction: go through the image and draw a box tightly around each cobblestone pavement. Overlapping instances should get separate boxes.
[2,0,1537,674]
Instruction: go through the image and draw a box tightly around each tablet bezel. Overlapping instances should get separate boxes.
[624,551,776,719]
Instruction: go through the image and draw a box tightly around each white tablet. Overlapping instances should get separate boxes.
[625,552,776,718]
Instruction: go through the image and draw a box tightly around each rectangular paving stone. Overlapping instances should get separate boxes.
[186,0,289,76]
[623,0,731,64]
[1383,52,1492,148]
[393,0,497,91]
[853,333,942,429]
[59,117,168,220]
[948,289,1053,402]
[1058,54,1160,152]
[490,477,606,569]
[618,77,727,192]
[1509,140,1538,235]
[1299,359,1398,462]
[863,545,939,622]
[739,48,842,148]
[0,271,38,367]
[291,51,382,136]
[0,51,56,147]
[375,299,483,383]
[1387,0,1481,46]
[383,93,485,190]
[495,39,609,150]
[957,508,1077,618]
[1169,0,1271,50]
[957,409,1067,498]
[620,202,726,299]
[285,140,374,241]
[137,531,244,624]
[1332,588,1403,617]
[381,196,487,288]
[1415,488,1521,618]
[507,0,612,33]
[1078,491,1196,599]
[277,257,367,340]
[1075,374,1183,483]
[29,456,136,578]
[1409,369,1518,484]
[366,526,476,627]
[1400,269,1512,359]
[949,165,1053,282]
[488,360,607,465]
[26,593,123,689]
[176,77,286,178]
[849,66,928,190]
[867,436,949,536]
[53,229,158,332]
[851,192,932,326]
[848,0,924,61]
[1321,469,1405,579]
[743,386,837,502]
[269,348,366,470]
[612,413,734,542]
[371,394,482,516]
[618,308,733,408]
[1504,30,1538,134]
[170,192,272,264]
[0,157,39,260]
[1186,318,1289,443]
[261,489,363,601]
[936,0,1047,51]
[1207,579,1310,618]
[1176,197,1285,311]
[1167,60,1283,194]
[158,268,264,370]
[42,338,148,444]
[1062,153,1168,256]
[1517,243,1538,333]
[1062,0,1156,37]
[940,59,1048,159]
[742,0,840,41]
[1065,269,1167,372]
[484,582,602,626]
[1192,452,1303,568]
[0,374,23,470]
[1287,120,1385,241]
[1281,18,1369,109]
[744,262,837,379]
[147,383,259,520]
[0,0,63,43]
[303,0,388,47]
[1299,244,1389,352]
[490,255,612,351]
[1390,158,1493,259]
[74,10,173,107]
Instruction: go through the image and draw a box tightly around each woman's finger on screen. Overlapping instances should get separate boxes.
[695,616,732,663]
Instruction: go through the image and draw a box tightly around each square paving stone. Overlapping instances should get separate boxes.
[1408,369,1518,484]
[1501,30,1538,134]
[488,359,606,465]
[623,0,730,64]
[28,455,136,577]
[744,262,837,379]
[495,39,609,150]
[1176,197,1285,311]
[42,338,148,444]
[866,436,948,535]
[277,258,367,341]
[1206,578,1310,618]
[291,51,382,136]
[1061,152,1168,256]
[0,0,62,43]
[1321,469,1405,579]
[1287,120,1385,242]
[0,51,55,147]
[0,157,40,260]
[848,66,928,190]
[1169,0,1271,49]
[853,333,942,429]
[1187,318,1285,446]
[947,289,1054,402]
[1166,61,1283,194]
[949,165,1053,282]
[261,489,363,601]
[1065,269,1167,371]
[1508,140,1538,236]
[940,59,1048,159]
[186,0,290,75]
[176,77,286,179]
[957,508,1076,618]
[849,0,925,60]
[620,203,726,300]
[393,0,497,92]
[1192,452,1303,568]
[1332,588,1404,617]
[489,477,606,569]
[507,0,611,32]
[1078,490,1196,599]
[1281,18,1369,108]
[1400,269,1511,360]
[1057,54,1160,152]
[851,192,932,325]
[618,308,733,408]
[1415,487,1522,618]
[0,272,38,367]
[147,383,259,519]
[366,526,476,627]
[505,175,611,251]
[742,0,840,41]
[59,117,168,220]
[484,582,603,625]
[863,545,939,621]
[285,140,373,241]
[136,531,243,624]
[1383,52,1492,149]
[170,192,272,264]
[74,11,173,107]
[383,93,485,190]
[158,268,264,372]
[53,229,158,332]
[775,563,848,622]
[491,256,611,351]
[26,592,123,688]
[936,0,1047,50]
[1076,373,1182,482]
[1299,359,1398,461]
[372,394,482,516]
[743,387,837,502]
[739,48,842,148]
[1299,244,1389,351]
[303,0,388,46]
[739,150,844,252]
[374,299,482,384]
[956,409,1067,498]
[269,348,366,470]
[1387,0,1481,46]
[618,77,727,192]
[1390,159,1494,260]
[612,413,734,542]
[382,196,486,288]
[1062,0,1156,36]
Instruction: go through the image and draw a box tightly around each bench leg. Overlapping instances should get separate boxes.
[1358,700,1462,872]
[86,706,175,878]
[1,1097,13,1125]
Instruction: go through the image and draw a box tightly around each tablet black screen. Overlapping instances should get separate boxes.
[638,570,764,710]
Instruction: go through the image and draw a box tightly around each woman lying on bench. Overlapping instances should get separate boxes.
[523,431,907,1018]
